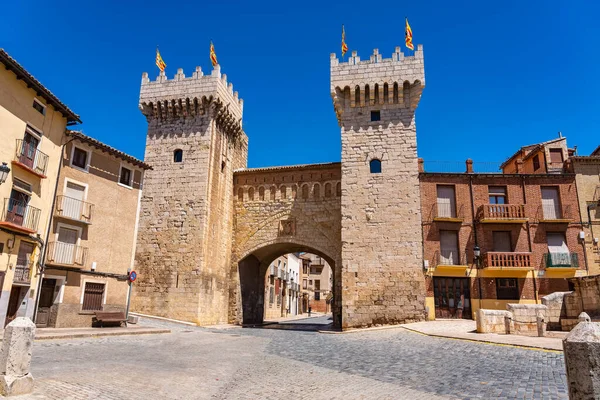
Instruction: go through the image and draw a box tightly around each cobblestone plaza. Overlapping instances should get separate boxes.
[19,317,568,399]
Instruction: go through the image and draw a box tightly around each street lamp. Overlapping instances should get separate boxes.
[0,162,10,185]
[473,245,481,263]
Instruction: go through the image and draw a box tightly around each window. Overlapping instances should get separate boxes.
[496,278,519,300]
[488,186,507,205]
[315,280,321,290]
[549,149,564,164]
[315,291,321,301]
[119,166,132,186]
[32,99,46,115]
[436,185,456,218]
[82,282,105,311]
[269,286,274,305]
[541,187,561,219]
[439,230,459,265]
[547,232,571,266]
[174,149,183,163]
[303,279,307,289]
[371,110,381,121]
[370,159,382,174]
[303,264,308,274]
[533,154,540,171]
[309,280,313,286]
[492,231,512,252]
[72,147,88,170]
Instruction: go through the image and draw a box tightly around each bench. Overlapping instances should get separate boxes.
[93,311,128,328]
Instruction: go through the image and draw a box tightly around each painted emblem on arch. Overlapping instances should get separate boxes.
[278,219,296,237]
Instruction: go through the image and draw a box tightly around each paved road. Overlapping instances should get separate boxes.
[18,316,568,399]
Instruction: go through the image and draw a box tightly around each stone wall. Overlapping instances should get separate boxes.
[331,46,426,328]
[506,303,547,335]
[476,309,511,333]
[541,291,571,330]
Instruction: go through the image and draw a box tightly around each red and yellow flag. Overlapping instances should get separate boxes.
[210,41,218,67]
[341,25,348,57]
[156,48,166,72]
[405,18,414,51]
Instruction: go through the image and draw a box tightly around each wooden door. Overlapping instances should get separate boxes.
[492,231,512,252]
[19,133,39,169]
[440,231,459,265]
[6,190,29,226]
[5,286,22,326]
[434,278,471,319]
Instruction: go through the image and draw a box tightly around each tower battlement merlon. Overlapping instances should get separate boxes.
[139,65,244,124]
[330,45,425,124]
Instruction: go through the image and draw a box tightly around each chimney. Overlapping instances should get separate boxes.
[418,158,424,173]
[466,159,473,174]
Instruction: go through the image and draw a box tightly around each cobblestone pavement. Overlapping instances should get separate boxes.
[14,316,567,399]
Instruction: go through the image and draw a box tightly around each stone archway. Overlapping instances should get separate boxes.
[230,163,342,327]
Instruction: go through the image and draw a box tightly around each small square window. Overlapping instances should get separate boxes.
[119,166,132,186]
[72,147,88,170]
[32,99,46,115]
[371,110,381,121]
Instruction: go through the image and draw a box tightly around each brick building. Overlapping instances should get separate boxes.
[420,158,585,320]
[299,253,333,313]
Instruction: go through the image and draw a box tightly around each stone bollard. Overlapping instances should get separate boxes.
[504,315,511,334]
[0,317,35,396]
[563,321,600,399]
[579,312,591,322]
[536,312,546,337]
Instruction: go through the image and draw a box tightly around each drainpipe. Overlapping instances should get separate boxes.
[521,175,537,303]
[468,174,482,311]
[32,136,76,323]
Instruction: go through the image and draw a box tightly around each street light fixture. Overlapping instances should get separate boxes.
[0,162,10,185]
[473,245,481,262]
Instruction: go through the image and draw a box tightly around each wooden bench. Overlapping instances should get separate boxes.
[93,311,127,328]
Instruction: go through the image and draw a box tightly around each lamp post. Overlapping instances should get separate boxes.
[0,162,10,185]
[473,245,483,311]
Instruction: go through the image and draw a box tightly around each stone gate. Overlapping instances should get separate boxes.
[132,44,427,330]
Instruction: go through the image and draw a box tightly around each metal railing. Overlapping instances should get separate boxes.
[435,250,468,266]
[545,253,579,268]
[433,203,465,220]
[46,241,88,267]
[13,264,31,284]
[484,252,532,268]
[537,204,573,221]
[14,139,49,176]
[54,196,93,223]
[1,198,41,232]
[478,204,526,221]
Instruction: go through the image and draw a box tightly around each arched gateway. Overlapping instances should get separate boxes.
[132,46,427,330]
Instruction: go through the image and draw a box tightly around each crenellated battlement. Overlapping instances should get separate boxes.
[139,65,244,137]
[330,45,425,124]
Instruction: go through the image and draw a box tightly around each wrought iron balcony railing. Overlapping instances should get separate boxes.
[537,204,573,222]
[54,195,93,224]
[14,139,49,177]
[0,198,41,233]
[544,253,579,268]
[46,241,88,267]
[13,264,31,284]
[478,204,527,222]
[484,252,532,269]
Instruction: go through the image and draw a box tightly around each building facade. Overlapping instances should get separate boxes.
[421,159,586,320]
[0,49,80,326]
[36,131,151,327]
[300,253,333,313]
[263,254,300,320]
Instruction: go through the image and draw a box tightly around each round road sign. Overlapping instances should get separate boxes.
[129,270,137,282]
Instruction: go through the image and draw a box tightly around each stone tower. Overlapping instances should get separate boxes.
[331,46,426,328]
[133,66,248,325]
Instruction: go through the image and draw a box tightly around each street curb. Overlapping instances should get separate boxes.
[35,328,171,341]
[318,324,404,334]
[130,312,197,326]
[399,326,563,352]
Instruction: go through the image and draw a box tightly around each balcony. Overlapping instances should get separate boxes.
[435,250,468,267]
[432,203,465,223]
[478,204,527,224]
[0,198,41,234]
[54,196,93,224]
[537,205,573,223]
[13,264,31,285]
[45,241,88,268]
[484,252,533,269]
[545,253,579,269]
[12,139,49,178]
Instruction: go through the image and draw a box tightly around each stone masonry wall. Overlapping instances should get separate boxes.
[331,46,426,328]
[133,66,248,325]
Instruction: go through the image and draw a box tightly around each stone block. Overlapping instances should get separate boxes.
[477,309,512,333]
[0,317,35,396]
[563,322,600,399]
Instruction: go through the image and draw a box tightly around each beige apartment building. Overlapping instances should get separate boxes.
[300,253,333,313]
[0,49,80,326]
[36,131,151,327]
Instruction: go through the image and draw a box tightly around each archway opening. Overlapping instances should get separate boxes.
[237,243,338,330]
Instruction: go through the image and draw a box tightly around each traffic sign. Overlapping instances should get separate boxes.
[129,270,137,282]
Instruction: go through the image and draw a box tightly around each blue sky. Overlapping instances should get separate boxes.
[2,1,599,168]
